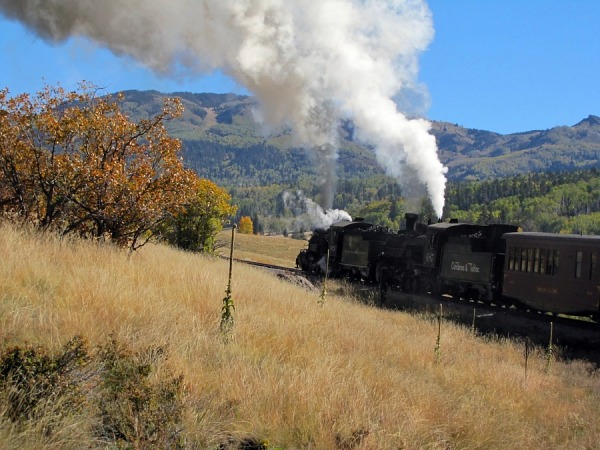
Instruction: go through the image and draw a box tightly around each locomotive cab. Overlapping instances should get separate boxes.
[327,220,381,280]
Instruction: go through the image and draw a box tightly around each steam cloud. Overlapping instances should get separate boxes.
[0,0,447,216]
[283,190,351,230]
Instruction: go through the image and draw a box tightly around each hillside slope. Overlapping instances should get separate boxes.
[433,115,600,180]
[118,90,600,184]
[1,224,599,449]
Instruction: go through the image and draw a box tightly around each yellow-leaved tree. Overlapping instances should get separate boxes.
[237,216,254,234]
[0,83,235,251]
[161,178,237,252]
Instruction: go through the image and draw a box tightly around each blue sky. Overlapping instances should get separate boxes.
[421,1,600,133]
[1,1,598,135]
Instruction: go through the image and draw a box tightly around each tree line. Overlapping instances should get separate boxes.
[227,169,600,235]
[0,84,236,251]
[445,169,600,234]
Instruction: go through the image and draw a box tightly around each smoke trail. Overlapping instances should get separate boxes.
[0,0,447,215]
[283,191,351,230]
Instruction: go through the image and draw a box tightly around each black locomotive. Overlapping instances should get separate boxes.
[296,219,388,281]
[296,213,600,320]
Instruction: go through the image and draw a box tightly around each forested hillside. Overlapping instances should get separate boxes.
[446,169,600,234]
[118,90,600,234]
[119,90,600,184]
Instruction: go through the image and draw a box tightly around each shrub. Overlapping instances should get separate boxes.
[0,336,90,425]
[0,335,187,449]
[95,337,186,449]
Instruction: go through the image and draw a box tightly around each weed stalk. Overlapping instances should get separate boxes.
[318,249,330,306]
[220,225,236,338]
[524,337,531,381]
[545,322,554,373]
[434,304,443,364]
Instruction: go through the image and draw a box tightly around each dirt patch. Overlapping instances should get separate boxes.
[276,271,318,292]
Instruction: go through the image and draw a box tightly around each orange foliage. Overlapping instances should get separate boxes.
[0,83,234,250]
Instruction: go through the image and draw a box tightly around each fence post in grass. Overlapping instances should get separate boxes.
[220,225,236,339]
[545,322,554,373]
[318,249,330,306]
[471,308,476,335]
[434,303,443,364]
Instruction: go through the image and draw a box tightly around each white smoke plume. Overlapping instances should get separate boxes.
[283,191,351,230]
[0,0,447,216]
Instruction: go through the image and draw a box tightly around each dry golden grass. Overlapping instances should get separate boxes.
[1,223,599,449]
[216,229,307,268]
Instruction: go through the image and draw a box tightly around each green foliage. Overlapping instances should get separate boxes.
[226,168,600,235]
[0,336,187,449]
[220,227,236,340]
[0,336,89,424]
[118,90,600,188]
[220,285,236,339]
[445,168,600,232]
[95,337,186,450]
[161,178,237,253]
[357,200,395,228]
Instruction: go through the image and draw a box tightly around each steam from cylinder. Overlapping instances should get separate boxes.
[0,0,447,216]
[283,190,351,230]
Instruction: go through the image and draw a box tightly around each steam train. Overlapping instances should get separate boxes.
[296,214,600,319]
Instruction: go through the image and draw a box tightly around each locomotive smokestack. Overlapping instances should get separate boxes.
[405,213,418,231]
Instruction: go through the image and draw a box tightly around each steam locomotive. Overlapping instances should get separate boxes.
[296,214,600,319]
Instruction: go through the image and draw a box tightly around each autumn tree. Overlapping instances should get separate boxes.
[161,178,237,253]
[237,216,254,234]
[0,87,58,222]
[0,83,235,250]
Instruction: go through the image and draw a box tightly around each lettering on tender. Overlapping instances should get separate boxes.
[450,261,480,273]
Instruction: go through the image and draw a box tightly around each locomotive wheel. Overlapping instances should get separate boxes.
[448,285,460,300]
[428,277,441,296]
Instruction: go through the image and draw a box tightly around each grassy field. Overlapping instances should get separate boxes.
[0,223,599,449]
[216,229,307,268]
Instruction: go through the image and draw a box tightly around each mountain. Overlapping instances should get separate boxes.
[431,116,600,180]
[118,90,600,185]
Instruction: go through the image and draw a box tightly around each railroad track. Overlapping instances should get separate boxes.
[227,256,600,359]
[218,255,303,274]
[383,287,600,358]
[229,254,599,330]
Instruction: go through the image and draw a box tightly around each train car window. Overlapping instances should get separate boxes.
[527,248,534,272]
[513,247,520,271]
[553,251,560,275]
[533,248,540,273]
[520,248,527,272]
[508,247,515,270]
[539,249,547,275]
[546,250,555,275]
[575,251,583,279]
[591,252,598,280]
[429,235,438,251]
